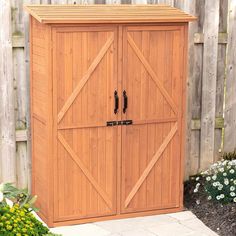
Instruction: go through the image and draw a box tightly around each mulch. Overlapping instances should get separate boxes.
[184,178,236,236]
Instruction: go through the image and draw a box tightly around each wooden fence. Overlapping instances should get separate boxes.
[0,0,236,189]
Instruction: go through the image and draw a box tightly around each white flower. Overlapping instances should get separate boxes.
[0,192,3,202]
[230,192,236,197]
[230,186,235,191]
[194,188,198,193]
[207,196,212,200]
[196,183,200,187]
[206,176,211,181]
[223,172,227,176]
[196,177,200,181]
[218,186,223,191]
[234,197,236,203]
[216,195,221,200]
[212,175,217,180]
[213,182,218,187]
[229,169,235,174]
[224,179,229,185]
[234,180,236,185]
[220,194,225,198]
[219,168,224,172]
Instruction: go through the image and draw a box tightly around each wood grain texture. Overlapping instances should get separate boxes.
[30,17,53,224]
[224,0,236,152]
[24,4,196,24]
[214,0,228,160]
[121,25,185,213]
[0,0,16,184]
[200,0,220,170]
[53,26,118,221]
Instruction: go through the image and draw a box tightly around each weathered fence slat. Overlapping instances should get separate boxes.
[214,0,228,161]
[224,0,236,152]
[0,0,16,184]
[200,0,220,170]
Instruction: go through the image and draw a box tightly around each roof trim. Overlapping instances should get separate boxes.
[24,4,197,24]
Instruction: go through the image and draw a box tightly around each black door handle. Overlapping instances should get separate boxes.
[114,90,119,114]
[123,90,128,113]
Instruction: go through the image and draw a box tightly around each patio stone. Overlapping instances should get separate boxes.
[48,211,219,236]
[148,222,194,236]
[50,223,110,236]
[167,211,197,221]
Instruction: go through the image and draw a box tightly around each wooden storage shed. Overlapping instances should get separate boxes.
[25,4,196,226]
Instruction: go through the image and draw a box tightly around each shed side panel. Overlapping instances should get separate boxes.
[31,17,52,223]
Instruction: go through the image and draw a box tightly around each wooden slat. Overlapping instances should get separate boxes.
[58,132,113,209]
[24,5,196,24]
[57,34,114,123]
[124,122,178,208]
[0,0,16,184]
[214,0,228,161]
[200,0,220,170]
[12,35,25,48]
[127,33,179,116]
[194,32,228,44]
[224,0,236,152]
[16,130,28,142]
[191,117,224,130]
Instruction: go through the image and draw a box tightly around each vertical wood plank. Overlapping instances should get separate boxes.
[175,0,203,177]
[224,0,236,152]
[200,0,219,170]
[214,0,228,160]
[0,0,16,183]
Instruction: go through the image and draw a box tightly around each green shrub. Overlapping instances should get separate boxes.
[0,204,49,235]
[0,183,61,236]
[194,159,236,204]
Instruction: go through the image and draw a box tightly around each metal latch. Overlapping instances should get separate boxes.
[106,120,133,126]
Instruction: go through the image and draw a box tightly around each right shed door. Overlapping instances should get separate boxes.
[121,25,185,213]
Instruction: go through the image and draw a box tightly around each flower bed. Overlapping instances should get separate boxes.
[184,153,236,236]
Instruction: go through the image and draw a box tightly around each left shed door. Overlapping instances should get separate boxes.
[53,26,118,221]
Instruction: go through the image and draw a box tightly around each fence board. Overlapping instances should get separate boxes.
[0,0,16,183]
[200,0,219,170]
[214,0,228,161]
[225,0,236,152]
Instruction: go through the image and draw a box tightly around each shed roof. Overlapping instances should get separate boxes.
[24,4,196,24]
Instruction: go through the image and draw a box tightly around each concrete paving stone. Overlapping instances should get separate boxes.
[182,218,219,236]
[94,219,135,233]
[148,222,195,236]
[119,229,157,236]
[106,234,122,236]
[50,223,111,236]
[167,211,197,221]
[47,211,218,236]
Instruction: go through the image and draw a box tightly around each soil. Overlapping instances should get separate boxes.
[184,178,236,236]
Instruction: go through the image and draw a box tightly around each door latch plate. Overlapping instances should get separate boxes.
[106,120,133,126]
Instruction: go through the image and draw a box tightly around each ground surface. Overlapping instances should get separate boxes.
[50,211,218,236]
[184,179,236,236]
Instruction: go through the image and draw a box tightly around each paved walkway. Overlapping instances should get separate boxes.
[50,211,218,236]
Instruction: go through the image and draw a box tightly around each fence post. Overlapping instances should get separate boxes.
[0,0,16,183]
[224,0,236,152]
[200,0,219,170]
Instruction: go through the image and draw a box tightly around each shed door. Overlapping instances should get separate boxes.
[53,27,118,220]
[121,26,184,213]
